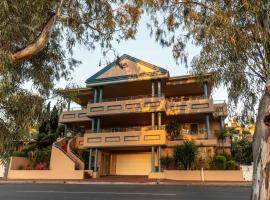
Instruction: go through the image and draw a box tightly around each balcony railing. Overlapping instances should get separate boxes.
[88,94,166,116]
[166,96,214,115]
[59,109,90,123]
[89,125,166,133]
[83,126,166,148]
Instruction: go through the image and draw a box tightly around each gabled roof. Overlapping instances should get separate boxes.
[85,54,169,85]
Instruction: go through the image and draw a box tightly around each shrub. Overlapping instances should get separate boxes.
[160,155,174,170]
[173,141,198,170]
[210,155,226,170]
[226,160,239,170]
[231,138,253,165]
[34,163,49,170]
[12,151,27,157]
[35,147,51,164]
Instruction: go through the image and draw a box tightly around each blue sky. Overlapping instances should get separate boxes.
[57,16,228,102]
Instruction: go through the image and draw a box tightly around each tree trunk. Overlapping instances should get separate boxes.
[252,80,270,200]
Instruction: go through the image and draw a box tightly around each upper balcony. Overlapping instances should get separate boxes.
[213,100,228,117]
[82,126,166,148]
[166,96,214,115]
[87,94,166,117]
[59,108,90,123]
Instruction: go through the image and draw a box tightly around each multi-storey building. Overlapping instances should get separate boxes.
[59,54,228,177]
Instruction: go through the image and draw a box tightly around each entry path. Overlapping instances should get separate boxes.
[0,183,251,200]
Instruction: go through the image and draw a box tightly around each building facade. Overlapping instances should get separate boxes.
[59,54,228,176]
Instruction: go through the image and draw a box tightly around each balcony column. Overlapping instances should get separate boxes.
[91,118,95,133]
[94,148,98,172]
[151,146,155,172]
[205,114,211,139]
[157,80,161,97]
[151,80,155,97]
[203,81,208,97]
[99,87,103,102]
[97,118,100,132]
[94,88,98,103]
[158,112,161,129]
[67,100,71,111]
[64,124,67,137]
[219,116,224,129]
[151,113,155,129]
[158,146,161,172]
[88,148,92,170]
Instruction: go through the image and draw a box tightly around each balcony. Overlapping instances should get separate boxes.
[166,96,214,115]
[83,126,166,148]
[87,94,166,117]
[59,108,90,123]
[213,100,228,117]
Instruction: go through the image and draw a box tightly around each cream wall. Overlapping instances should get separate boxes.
[8,146,84,180]
[0,163,4,177]
[149,170,245,182]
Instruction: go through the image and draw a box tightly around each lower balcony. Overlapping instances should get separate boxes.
[59,108,90,123]
[83,126,166,148]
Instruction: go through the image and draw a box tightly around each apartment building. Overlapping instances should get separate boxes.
[59,54,228,176]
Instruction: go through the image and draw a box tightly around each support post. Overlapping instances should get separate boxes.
[203,81,208,97]
[94,88,98,103]
[151,146,155,172]
[88,148,92,170]
[64,124,67,137]
[205,114,210,138]
[91,118,95,133]
[158,146,161,172]
[99,88,103,102]
[97,117,100,132]
[157,80,161,97]
[94,148,98,172]
[219,116,224,129]
[151,80,155,97]
[158,112,161,129]
[67,100,71,111]
[151,113,155,129]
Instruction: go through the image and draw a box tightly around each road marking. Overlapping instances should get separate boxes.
[16,190,176,196]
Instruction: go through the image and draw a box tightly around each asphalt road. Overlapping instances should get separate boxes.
[0,183,251,200]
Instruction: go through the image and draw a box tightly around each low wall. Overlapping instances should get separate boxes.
[8,146,84,180]
[0,163,5,177]
[149,170,246,182]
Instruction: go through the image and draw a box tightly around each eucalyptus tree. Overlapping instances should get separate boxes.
[0,0,142,161]
[142,1,270,199]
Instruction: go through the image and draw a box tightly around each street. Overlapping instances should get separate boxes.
[0,183,251,200]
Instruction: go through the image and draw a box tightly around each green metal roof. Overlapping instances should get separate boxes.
[85,54,169,85]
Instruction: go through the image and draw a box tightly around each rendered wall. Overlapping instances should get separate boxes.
[8,146,84,180]
[149,170,246,182]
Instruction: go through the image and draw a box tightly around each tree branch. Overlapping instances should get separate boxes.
[11,0,66,63]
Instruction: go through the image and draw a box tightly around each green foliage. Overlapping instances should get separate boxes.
[0,0,143,161]
[165,118,181,140]
[226,160,239,170]
[12,151,27,157]
[173,141,198,170]
[210,155,226,170]
[160,155,174,170]
[143,1,270,120]
[231,138,253,165]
